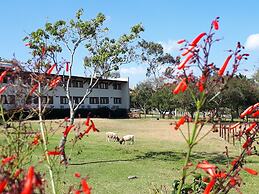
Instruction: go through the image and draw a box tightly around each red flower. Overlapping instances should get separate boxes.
[63,125,74,137]
[175,116,186,130]
[2,155,15,165]
[74,190,81,194]
[178,53,194,70]
[21,166,35,194]
[243,167,258,175]
[84,126,92,134]
[218,55,232,76]
[49,76,62,89]
[181,45,195,56]
[74,172,81,178]
[66,62,70,72]
[173,79,187,95]
[46,63,57,75]
[231,158,239,166]
[32,134,40,145]
[0,70,7,83]
[41,47,46,56]
[0,85,8,95]
[0,180,7,193]
[196,75,206,92]
[245,122,257,133]
[47,151,61,156]
[14,169,22,178]
[229,122,240,130]
[190,32,206,47]
[236,55,242,60]
[242,137,252,149]
[25,43,31,47]
[29,83,39,96]
[177,39,186,44]
[212,20,219,30]
[229,177,236,186]
[197,161,217,177]
[85,116,90,126]
[81,179,91,194]
[240,105,254,118]
[91,120,99,132]
[203,177,216,194]
[252,110,259,117]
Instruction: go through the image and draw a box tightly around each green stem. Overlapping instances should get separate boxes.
[177,146,192,194]
[190,110,201,145]
[38,83,56,194]
[177,108,201,193]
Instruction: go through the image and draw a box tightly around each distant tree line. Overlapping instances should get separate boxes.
[130,70,259,121]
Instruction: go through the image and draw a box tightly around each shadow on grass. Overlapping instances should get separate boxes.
[135,151,231,165]
[70,150,232,166]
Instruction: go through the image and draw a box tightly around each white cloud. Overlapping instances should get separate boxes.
[245,34,259,50]
[159,39,180,53]
[120,66,146,75]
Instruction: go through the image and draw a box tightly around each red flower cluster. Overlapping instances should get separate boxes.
[49,76,62,89]
[172,78,187,95]
[240,102,259,118]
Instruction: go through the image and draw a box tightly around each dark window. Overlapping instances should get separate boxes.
[3,77,8,84]
[100,97,109,104]
[26,96,33,104]
[60,96,68,104]
[72,80,78,87]
[0,95,7,104]
[89,97,99,104]
[34,96,53,104]
[113,83,121,90]
[70,80,83,88]
[43,96,53,104]
[73,96,83,104]
[114,97,121,104]
[7,95,15,104]
[78,81,83,88]
[33,97,38,104]
[99,82,108,89]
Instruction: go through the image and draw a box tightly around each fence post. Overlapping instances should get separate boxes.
[224,126,226,141]
[232,127,235,145]
[227,127,230,143]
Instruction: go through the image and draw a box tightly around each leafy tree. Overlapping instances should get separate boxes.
[130,80,154,118]
[220,74,259,120]
[151,83,178,118]
[24,9,144,164]
[252,68,259,84]
[138,40,176,83]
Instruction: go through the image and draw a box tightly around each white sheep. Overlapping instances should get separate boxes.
[106,132,119,142]
[120,135,135,145]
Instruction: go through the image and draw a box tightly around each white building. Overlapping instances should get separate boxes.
[0,62,130,118]
[52,76,130,111]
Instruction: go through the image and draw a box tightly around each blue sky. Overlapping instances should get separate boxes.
[1,0,259,87]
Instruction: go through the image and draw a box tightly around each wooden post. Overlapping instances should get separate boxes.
[224,126,226,141]
[232,127,235,145]
[227,127,230,143]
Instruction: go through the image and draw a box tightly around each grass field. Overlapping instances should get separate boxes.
[1,118,259,193]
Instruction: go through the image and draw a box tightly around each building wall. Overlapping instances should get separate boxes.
[51,77,129,110]
[0,70,130,113]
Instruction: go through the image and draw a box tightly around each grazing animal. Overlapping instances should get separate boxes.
[106,132,119,142]
[120,135,135,145]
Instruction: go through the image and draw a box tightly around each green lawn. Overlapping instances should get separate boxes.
[1,118,259,193]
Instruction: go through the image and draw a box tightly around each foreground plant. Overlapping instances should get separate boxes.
[167,17,258,193]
